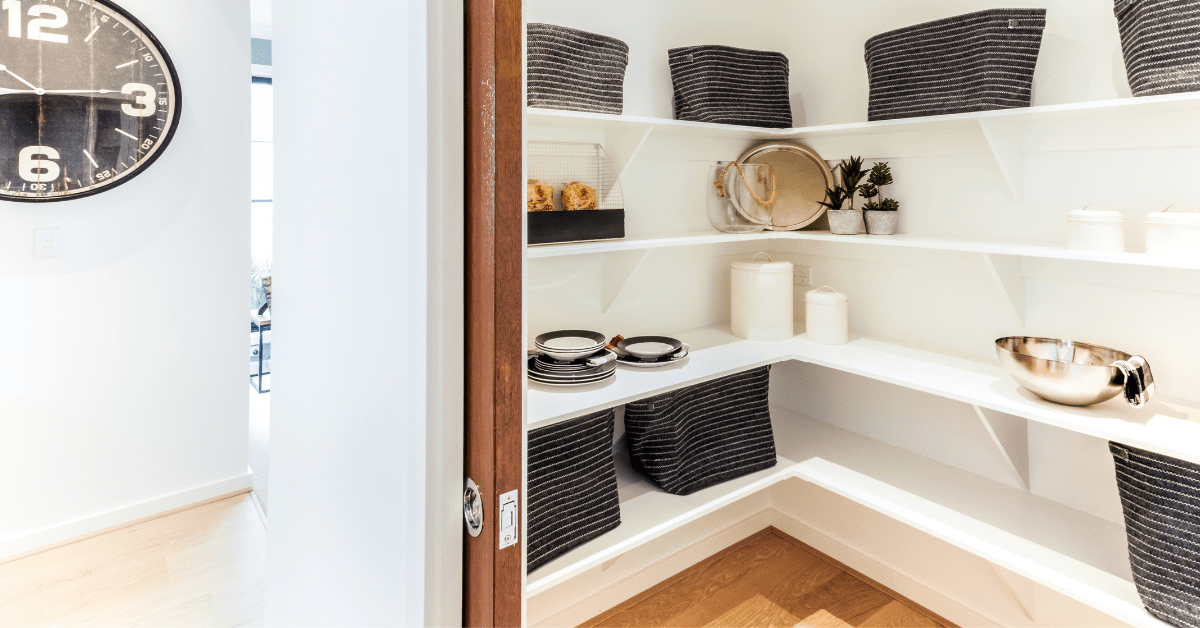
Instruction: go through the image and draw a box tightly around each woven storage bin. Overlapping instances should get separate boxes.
[527,408,621,572]
[1116,0,1200,97]
[864,9,1047,121]
[624,367,776,496]
[1110,442,1200,627]
[668,46,793,128]
[527,23,629,115]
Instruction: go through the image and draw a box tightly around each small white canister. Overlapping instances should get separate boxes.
[805,286,849,345]
[731,252,793,341]
[1146,206,1200,263]
[1067,204,1125,254]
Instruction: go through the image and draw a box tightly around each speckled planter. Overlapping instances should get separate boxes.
[864,210,898,235]
[827,209,863,235]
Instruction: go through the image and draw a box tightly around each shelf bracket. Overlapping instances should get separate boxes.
[977,118,1024,203]
[605,124,655,185]
[973,405,1030,491]
[989,563,1037,622]
[981,252,1026,327]
[602,248,653,313]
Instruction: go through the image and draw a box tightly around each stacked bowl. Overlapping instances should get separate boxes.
[528,330,616,387]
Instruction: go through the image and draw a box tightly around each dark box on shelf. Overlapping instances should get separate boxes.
[864,8,1047,121]
[528,209,625,246]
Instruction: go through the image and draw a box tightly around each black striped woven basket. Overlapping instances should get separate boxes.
[623,367,777,496]
[1116,0,1200,97]
[1111,442,1200,628]
[864,9,1047,121]
[527,23,629,115]
[667,46,793,128]
[527,408,621,573]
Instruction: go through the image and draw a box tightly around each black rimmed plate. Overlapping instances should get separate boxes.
[616,336,684,360]
[535,330,607,351]
[617,344,690,368]
[527,355,616,381]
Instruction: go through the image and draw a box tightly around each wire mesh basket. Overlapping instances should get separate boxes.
[527,141,623,211]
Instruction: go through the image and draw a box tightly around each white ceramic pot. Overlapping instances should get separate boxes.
[731,252,793,341]
[827,209,862,235]
[1067,204,1125,254]
[864,210,898,235]
[1146,206,1200,263]
[805,286,848,345]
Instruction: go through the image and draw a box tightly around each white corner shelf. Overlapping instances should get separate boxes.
[528,230,1200,270]
[526,324,1200,466]
[529,92,1200,202]
[529,409,1169,628]
[528,91,1200,143]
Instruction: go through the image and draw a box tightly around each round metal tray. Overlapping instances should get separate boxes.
[736,142,834,231]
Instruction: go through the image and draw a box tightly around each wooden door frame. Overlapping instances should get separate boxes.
[464,0,523,626]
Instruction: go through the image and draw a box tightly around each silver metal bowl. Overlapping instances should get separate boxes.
[995,337,1130,406]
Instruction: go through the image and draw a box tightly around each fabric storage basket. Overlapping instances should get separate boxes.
[624,367,777,496]
[864,9,1048,121]
[1110,442,1200,628]
[668,45,793,128]
[527,408,621,572]
[527,23,629,115]
[1116,0,1200,97]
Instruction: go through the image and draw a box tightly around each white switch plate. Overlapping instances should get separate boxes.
[794,265,812,286]
[34,228,62,258]
[498,489,519,549]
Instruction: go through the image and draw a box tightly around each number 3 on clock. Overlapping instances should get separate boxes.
[3,1,68,43]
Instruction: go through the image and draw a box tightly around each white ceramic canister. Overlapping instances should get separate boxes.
[805,286,849,345]
[1146,206,1200,263]
[1067,204,1125,254]
[731,252,794,341]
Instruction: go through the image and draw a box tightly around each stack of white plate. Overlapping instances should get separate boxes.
[528,330,616,387]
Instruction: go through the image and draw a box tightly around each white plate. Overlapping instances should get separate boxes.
[528,372,616,387]
[622,341,676,358]
[539,337,605,351]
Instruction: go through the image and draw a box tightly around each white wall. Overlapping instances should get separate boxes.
[264,0,463,626]
[0,0,250,558]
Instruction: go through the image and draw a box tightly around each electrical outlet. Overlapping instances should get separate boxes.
[794,265,812,286]
[34,228,62,258]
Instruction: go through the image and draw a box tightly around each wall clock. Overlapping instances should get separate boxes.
[0,0,181,202]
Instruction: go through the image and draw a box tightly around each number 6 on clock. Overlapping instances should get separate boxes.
[122,83,156,117]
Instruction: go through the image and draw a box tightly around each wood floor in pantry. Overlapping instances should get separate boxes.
[582,528,954,628]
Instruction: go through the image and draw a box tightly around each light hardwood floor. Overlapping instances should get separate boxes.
[0,493,266,628]
[583,528,954,628]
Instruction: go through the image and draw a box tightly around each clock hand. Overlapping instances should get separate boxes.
[0,64,42,94]
[42,89,120,94]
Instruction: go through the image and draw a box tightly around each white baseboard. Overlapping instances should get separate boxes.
[531,503,1000,628]
[0,470,254,562]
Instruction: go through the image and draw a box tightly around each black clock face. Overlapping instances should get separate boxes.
[0,0,181,202]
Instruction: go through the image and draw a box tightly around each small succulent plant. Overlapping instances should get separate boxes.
[817,186,848,211]
[860,162,900,212]
[838,156,867,210]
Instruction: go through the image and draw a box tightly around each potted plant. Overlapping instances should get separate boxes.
[819,157,867,235]
[859,162,900,235]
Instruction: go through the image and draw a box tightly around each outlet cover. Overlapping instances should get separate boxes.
[34,228,62,258]
[794,265,812,286]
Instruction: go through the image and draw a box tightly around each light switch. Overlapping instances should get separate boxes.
[498,489,518,549]
[34,228,62,258]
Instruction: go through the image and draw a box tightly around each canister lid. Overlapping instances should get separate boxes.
[1068,203,1124,222]
[731,252,793,274]
[805,286,848,304]
[1146,205,1200,225]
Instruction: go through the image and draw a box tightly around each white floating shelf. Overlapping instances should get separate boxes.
[529,409,1168,628]
[526,324,1200,466]
[528,91,1200,142]
[527,230,1200,270]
